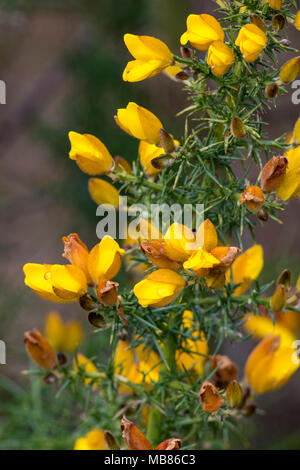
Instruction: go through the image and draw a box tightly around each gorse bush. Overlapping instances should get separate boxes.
[22,0,300,450]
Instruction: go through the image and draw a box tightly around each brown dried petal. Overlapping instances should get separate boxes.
[121,416,152,450]
[260,156,288,192]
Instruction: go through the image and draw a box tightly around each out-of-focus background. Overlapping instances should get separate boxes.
[0,0,299,449]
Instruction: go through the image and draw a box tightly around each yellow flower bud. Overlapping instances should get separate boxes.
[245,334,298,394]
[24,329,56,370]
[180,14,224,51]
[268,0,283,10]
[123,34,173,82]
[239,185,265,211]
[68,131,113,175]
[276,146,300,200]
[207,41,234,77]
[115,102,163,145]
[225,245,264,295]
[198,381,224,413]
[235,24,267,62]
[226,380,243,408]
[74,429,107,450]
[23,263,87,303]
[88,235,124,284]
[280,57,300,83]
[295,11,300,30]
[270,284,287,312]
[133,268,186,307]
[88,178,120,208]
[45,311,83,353]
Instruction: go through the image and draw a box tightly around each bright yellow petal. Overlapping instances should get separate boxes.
[23,263,65,303]
[124,34,172,62]
[115,102,163,145]
[183,248,220,271]
[44,311,65,350]
[163,223,195,262]
[88,235,124,283]
[244,314,295,348]
[49,264,87,300]
[68,131,113,175]
[295,11,300,30]
[88,178,120,208]
[226,245,263,295]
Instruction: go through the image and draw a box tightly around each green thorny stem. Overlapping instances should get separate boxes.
[147,312,177,445]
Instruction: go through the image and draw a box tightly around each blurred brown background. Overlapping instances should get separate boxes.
[0,0,299,449]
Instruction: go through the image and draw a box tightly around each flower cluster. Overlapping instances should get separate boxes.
[21,1,300,450]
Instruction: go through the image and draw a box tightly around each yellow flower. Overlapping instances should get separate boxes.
[123,34,173,82]
[243,313,295,348]
[68,131,113,175]
[176,310,208,376]
[74,429,106,450]
[88,178,120,208]
[163,223,195,263]
[183,220,240,287]
[114,339,160,392]
[276,146,300,200]
[45,311,83,353]
[139,140,179,176]
[88,235,124,284]
[24,329,56,370]
[225,245,263,295]
[181,14,224,51]
[207,41,234,76]
[268,0,283,10]
[115,102,163,145]
[245,334,298,394]
[280,56,300,83]
[295,11,300,31]
[73,353,99,388]
[235,24,267,62]
[133,268,186,307]
[23,263,87,303]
